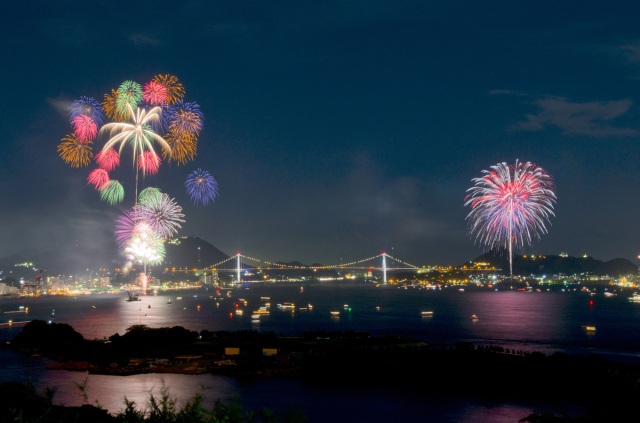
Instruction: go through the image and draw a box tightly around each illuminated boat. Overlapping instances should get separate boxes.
[581,325,597,332]
[421,311,434,317]
[330,311,340,317]
[471,314,479,321]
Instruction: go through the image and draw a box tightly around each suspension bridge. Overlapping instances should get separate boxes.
[201,252,422,284]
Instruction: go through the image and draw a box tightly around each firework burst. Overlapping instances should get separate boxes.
[124,221,166,267]
[95,148,120,171]
[137,151,161,175]
[99,180,125,205]
[163,131,197,165]
[185,168,219,206]
[152,74,184,104]
[142,80,168,106]
[167,101,203,137]
[87,168,110,190]
[71,115,98,141]
[69,96,105,126]
[116,80,143,117]
[464,160,556,277]
[137,192,185,239]
[57,134,93,168]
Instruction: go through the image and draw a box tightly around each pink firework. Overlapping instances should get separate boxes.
[87,168,110,190]
[464,160,556,277]
[71,115,98,141]
[137,151,161,175]
[142,80,168,106]
[95,148,120,171]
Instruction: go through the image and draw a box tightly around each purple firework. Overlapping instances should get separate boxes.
[114,207,144,248]
[185,168,218,206]
[69,96,106,126]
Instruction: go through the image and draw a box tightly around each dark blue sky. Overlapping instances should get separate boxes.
[2,1,640,267]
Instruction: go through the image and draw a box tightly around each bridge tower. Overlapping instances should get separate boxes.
[382,252,387,284]
[236,253,241,285]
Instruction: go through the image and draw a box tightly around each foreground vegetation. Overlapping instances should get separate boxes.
[0,380,306,423]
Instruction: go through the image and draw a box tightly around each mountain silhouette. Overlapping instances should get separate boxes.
[468,249,637,277]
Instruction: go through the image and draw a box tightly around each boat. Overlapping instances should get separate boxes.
[421,311,434,317]
[253,306,270,315]
[277,302,295,311]
[167,300,172,304]
[471,314,479,321]
[330,310,340,317]
[126,291,141,302]
[628,294,640,302]
[582,325,597,332]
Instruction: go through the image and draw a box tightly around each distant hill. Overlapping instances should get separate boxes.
[0,236,230,278]
[467,249,638,277]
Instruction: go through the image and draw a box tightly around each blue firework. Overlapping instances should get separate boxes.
[185,168,218,206]
[167,100,204,136]
[69,96,105,126]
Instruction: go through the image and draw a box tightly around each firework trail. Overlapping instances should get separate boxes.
[464,160,556,277]
[185,168,219,206]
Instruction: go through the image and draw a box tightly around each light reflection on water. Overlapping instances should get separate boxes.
[2,282,638,421]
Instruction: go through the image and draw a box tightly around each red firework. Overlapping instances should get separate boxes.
[137,151,161,175]
[142,80,168,106]
[71,115,98,141]
[95,148,120,171]
[87,168,110,190]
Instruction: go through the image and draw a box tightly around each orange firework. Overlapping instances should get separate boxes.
[152,74,185,104]
[102,89,129,121]
[57,134,93,168]
[162,130,197,165]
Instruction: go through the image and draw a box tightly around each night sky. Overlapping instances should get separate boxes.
[2,1,640,268]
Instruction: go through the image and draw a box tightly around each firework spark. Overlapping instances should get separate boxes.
[464,160,556,277]
[124,221,166,267]
[57,134,93,168]
[185,168,219,206]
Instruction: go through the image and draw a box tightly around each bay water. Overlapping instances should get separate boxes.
[1,281,638,422]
